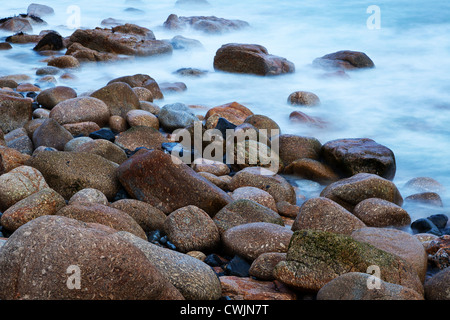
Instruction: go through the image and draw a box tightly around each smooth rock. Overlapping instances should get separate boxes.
[36,86,77,109]
[90,82,140,118]
[68,188,109,206]
[32,118,73,150]
[287,91,320,106]
[249,252,286,281]
[353,198,411,227]
[313,50,375,70]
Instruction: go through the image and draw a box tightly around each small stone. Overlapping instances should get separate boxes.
[68,188,109,206]
[47,55,80,69]
[249,252,286,280]
[353,197,411,227]
[287,91,320,106]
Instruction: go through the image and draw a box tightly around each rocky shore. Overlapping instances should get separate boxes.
[0,2,449,301]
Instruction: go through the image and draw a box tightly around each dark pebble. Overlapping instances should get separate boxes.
[411,218,442,236]
[427,214,449,229]
[165,240,176,250]
[224,255,251,277]
[159,235,167,244]
[215,117,237,138]
[204,254,226,267]
[89,128,115,142]
[147,230,161,243]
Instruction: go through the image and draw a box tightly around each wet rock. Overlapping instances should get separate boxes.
[56,202,147,239]
[65,42,119,62]
[163,205,220,253]
[26,150,120,200]
[425,235,450,269]
[47,55,80,69]
[90,82,140,118]
[73,138,128,164]
[222,222,293,261]
[36,66,61,76]
[404,177,445,194]
[68,188,109,206]
[0,165,49,211]
[0,42,12,50]
[317,272,424,300]
[213,199,284,234]
[1,188,65,232]
[36,86,77,109]
[159,82,187,94]
[33,31,63,51]
[289,110,327,128]
[117,231,221,300]
[0,93,33,134]
[292,197,366,235]
[4,128,33,155]
[428,214,448,229]
[89,128,115,141]
[249,252,286,280]
[213,43,295,76]
[320,173,403,212]
[191,158,230,176]
[353,197,411,227]
[243,114,280,138]
[0,17,33,33]
[273,230,424,295]
[163,14,248,34]
[321,138,396,180]
[132,87,153,102]
[109,115,128,133]
[405,192,443,207]
[68,25,172,57]
[411,218,442,236]
[114,126,167,152]
[32,118,73,151]
[158,103,198,132]
[117,149,232,215]
[229,166,297,204]
[276,201,301,219]
[110,199,167,233]
[231,186,277,212]
[425,267,450,300]
[169,35,204,50]
[0,146,31,174]
[63,122,101,137]
[107,74,164,100]
[287,91,320,106]
[352,227,428,282]
[27,4,55,17]
[49,96,110,127]
[4,32,41,44]
[272,134,322,167]
[0,215,182,300]
[284,158,339,185]
[205,101,254,128]
[313,50,375,70]
[219,276,297,300]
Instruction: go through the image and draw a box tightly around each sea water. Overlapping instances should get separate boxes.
[1,0,450,226]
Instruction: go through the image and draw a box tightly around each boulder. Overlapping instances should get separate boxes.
[292,197,366,235]
[69,188,108,206]
[117,231,221,300]
[424,267,450,300]
[273,230,423,295]
[313,50,375,70]
[213,43,295,76]
[49,97,110,127]
[283,158,339,185]
[205,101,253,127]
[117,149,232,215]
[163,205,220,253]
[249,252,286,281]
[321,138,396,180]
[56,203,147,240]
[158,103,198,132]
[107,74,163,100]
[213,199,284,234]
[32,118,73,150]
[287,91,320,106]
[0,215,183,300]
[0,165,49,211]
[25,150,120,200]
[272,134,322,167]
[320,173,403,212]
[47,55,80,69]
[231,186,277,212]
[222,222,293,261]
[114,126,167,152]
[73,138,128,164]
[36,86,77,109]
[90,82,140,118]
[0,146,30,175]
[0,93,33,134]
[317,272,424,300]
[163,14,248,34]
[352,198,411,227]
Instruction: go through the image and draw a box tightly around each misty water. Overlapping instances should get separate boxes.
[1,0,450,231]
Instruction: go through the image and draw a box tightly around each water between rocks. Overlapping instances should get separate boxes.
[1,0,449,233]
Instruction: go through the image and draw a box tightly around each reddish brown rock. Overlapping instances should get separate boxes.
[0,93,33,134]
[49,97,110,127]
[284,158,339,185]
[47,55,80,69]
[405,192,443,207]
[126,110,159,129]
[272,134,322,167]
[289,110,327,128]
[219,276,297,300]
[73,138,128,164]
[353,198,411,227]
[249,252,286,281]
[114,126,167,152]
[36,86,77,109]
[204,101,253,127]
[117,149,232,215]
[90,82,140,118]
[163,205,220,253]
[110,199,167,232]
[1,188,66,232]
[107,74,163,100]
[213,43,295,76]
[231,186,277,212]
[287,91,320,106]
[63,122,101,137]
[313,50,375,70]
[321,138,397,180]
[292,197,366,235]
[0,215,183,300]
[0,146,30,175]
[0,17,33,33]
[56,203,147,240]
[32,118,73,150]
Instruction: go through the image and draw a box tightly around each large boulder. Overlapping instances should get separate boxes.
[163,14,248,34]
[0,215,183,300]
[320,173,403,212]
[90,82,140,118]
[49,97,110,127]
[117,231,221,300]
[25,150,120,201]
[291,197,366,235]
[117,149,232,215]
[321,138,396,180]
[158,103,198,132]
[67,25,172,57]
[213,43,295,76]
[313,50,375,70]
[107,74,163,100]
[0,93,33,134]
[36,86,77,109]
[352,198,411,227]
[32,118,74,151]
[273,230,424,295]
